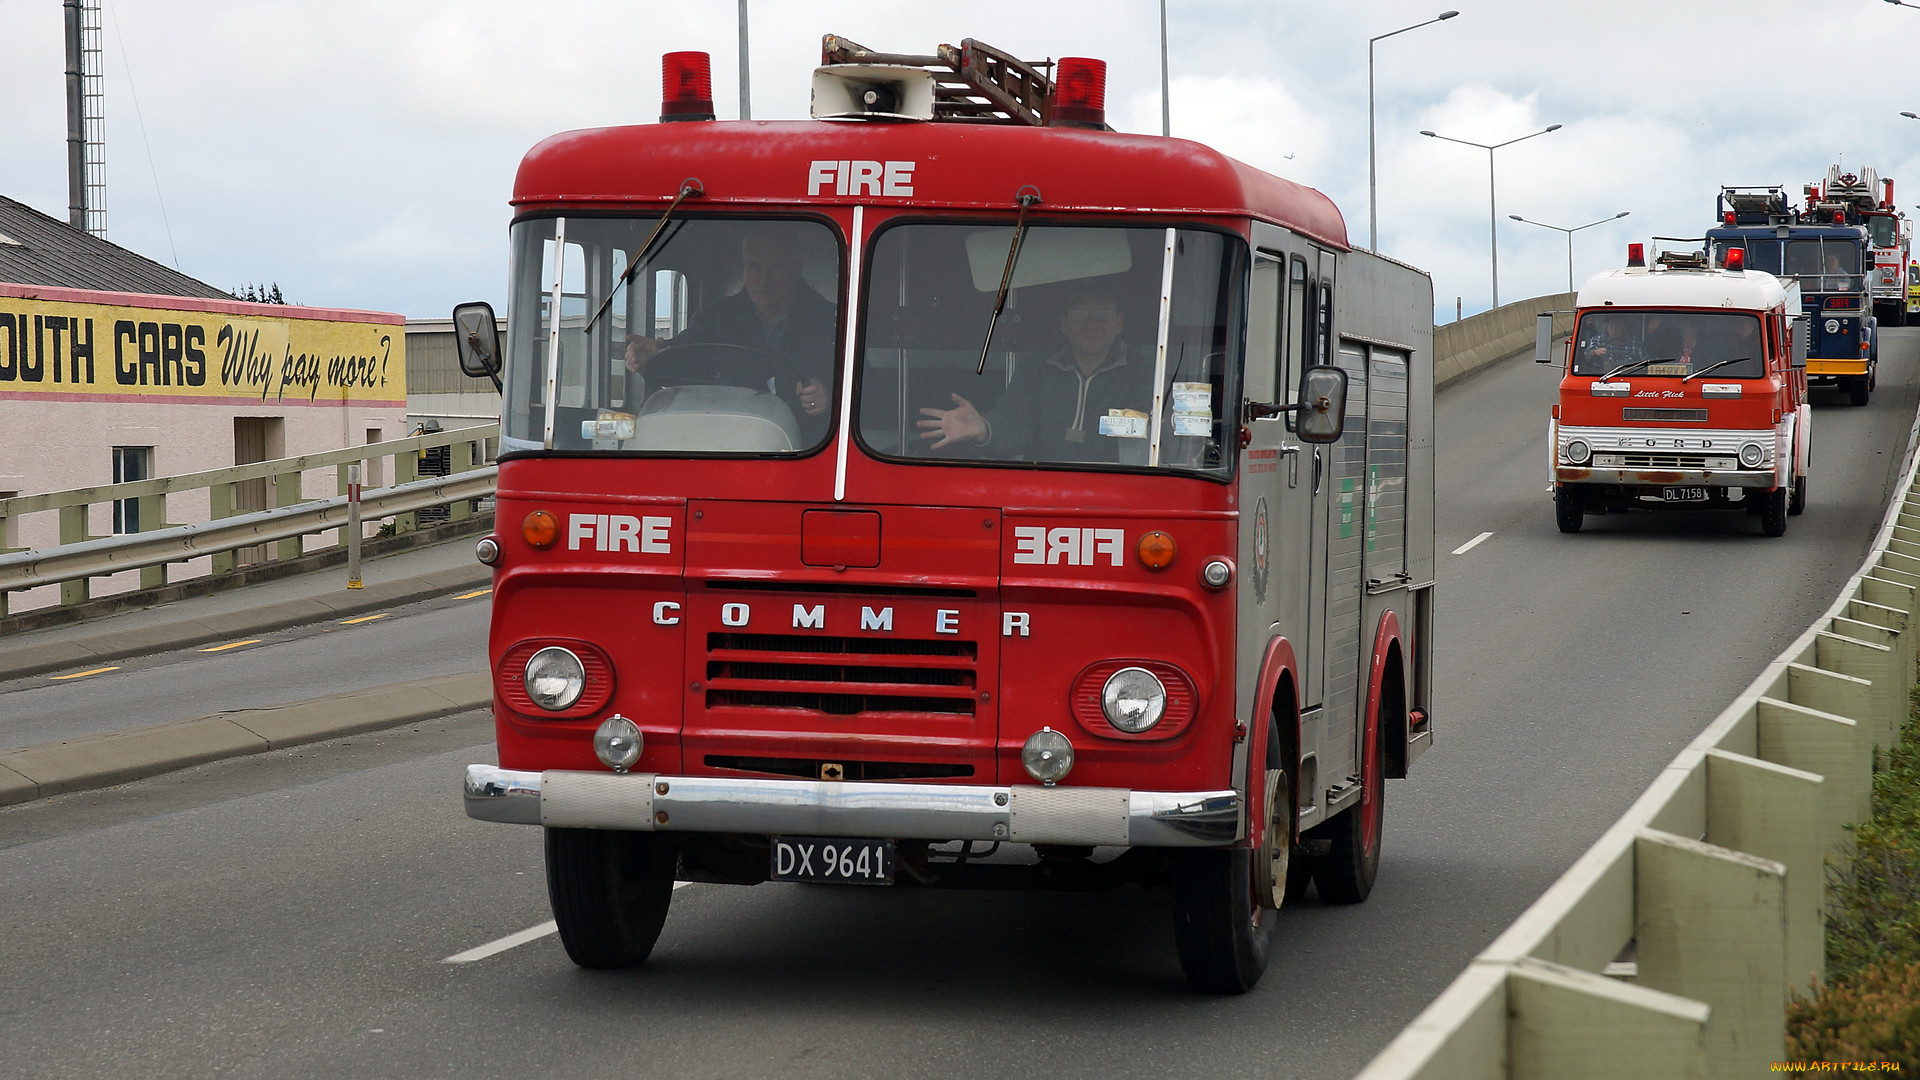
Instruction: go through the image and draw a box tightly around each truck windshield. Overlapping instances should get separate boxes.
[1866,216,1899,248]
[1713,240,1781,275]
[501,215,842,455]
[1783,239,1862,290]
[855,222,1244,479]
[1571,310,1766,379]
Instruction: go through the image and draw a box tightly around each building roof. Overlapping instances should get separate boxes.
[1577,266,1791,312]
[0,194,232,300]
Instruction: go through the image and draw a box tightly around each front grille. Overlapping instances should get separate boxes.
[1623,408,1709,421]
[705,632,978,716]
[705,755,974,780]
[1619,453,1712,469]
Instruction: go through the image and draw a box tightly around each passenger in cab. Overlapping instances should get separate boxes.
[624,228,836,439]
[914,286,1155,463]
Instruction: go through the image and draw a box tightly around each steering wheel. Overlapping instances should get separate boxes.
[645,341,781,392]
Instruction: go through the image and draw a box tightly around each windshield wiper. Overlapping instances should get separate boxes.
[975,187,1041,375]
[1598,357,1663,381]
[1682,357,1751,382]
[582,178,704,337]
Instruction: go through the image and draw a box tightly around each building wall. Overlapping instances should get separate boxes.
[405,317,503,431]
[0,283,409,608]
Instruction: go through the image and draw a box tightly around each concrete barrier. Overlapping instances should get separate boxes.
[1357,410,1920,1078]
[1434,293,1576,390]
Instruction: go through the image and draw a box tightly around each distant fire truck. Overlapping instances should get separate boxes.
[1708,184,1875,405]
[1815,165,1909,328]
[1546,242,1809,535]
[453,36,1435,993]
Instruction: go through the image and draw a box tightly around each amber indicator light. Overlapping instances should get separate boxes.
[523,510,559,550]
[1137,530,1176,570]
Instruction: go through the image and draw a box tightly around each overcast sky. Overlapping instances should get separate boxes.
[4,0,1917,321]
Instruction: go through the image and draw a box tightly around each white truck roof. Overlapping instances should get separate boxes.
[1576,266,1791,312]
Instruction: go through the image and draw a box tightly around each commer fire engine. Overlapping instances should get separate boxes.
[452,36,1436,994]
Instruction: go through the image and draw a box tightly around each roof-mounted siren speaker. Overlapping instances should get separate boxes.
[1051,57,1107,128]
[661,51,716,122]
[1627,243,1646,268]
[811,65,936,121]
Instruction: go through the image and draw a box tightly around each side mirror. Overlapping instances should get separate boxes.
[452,301,503,379]
[1787,315,1808,369]
[1534,312,1555,364]
[1295,365,1348,443]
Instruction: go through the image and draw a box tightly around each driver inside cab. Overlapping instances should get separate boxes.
[624,228,836,442]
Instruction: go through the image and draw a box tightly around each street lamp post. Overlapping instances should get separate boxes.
[1887,0,1920,11]
[1368,10,1458,252]
[1421,123,1563,308]
[1509,211,1631,293]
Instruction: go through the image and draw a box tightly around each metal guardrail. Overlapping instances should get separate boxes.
[0,425,498,614]
[1357,418,1920,1077]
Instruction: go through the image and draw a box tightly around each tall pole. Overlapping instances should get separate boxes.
[737,0,751,120]
[63,0,86,230]
[1159,0,1170,137]
[1487,149,1498,307]
[1367,11,1458,252]
[1508,212,1631,293]
[1422,122,1561,311]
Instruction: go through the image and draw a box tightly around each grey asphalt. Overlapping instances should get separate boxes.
[1,333,1915,1079]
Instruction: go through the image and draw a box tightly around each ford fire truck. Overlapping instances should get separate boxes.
[452,37,1435,994]
[1547,242,1809,535]
[1708,184,1875,404]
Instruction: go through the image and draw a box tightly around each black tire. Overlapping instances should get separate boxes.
[1313,700,1384,905]
[545,827,678,969]
[1788,473,1806,516]
[1172,732,1288,994]
[1760,485,1789,537]
[1554,485,1584,533]
[1850,376,1870,407]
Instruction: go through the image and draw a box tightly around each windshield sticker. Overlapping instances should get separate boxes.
[1099,409,1148,438]
[1172,382,1212,436]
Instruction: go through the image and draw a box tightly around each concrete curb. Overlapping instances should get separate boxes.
[1433,291,1576,391]
[0,672,491,807]
[0,564,493,682]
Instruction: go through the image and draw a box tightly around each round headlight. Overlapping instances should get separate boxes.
[1021,727,1075,786]
[524,646,586,712]
[1102,667,1168,733]
[1738,442,1765,468]
[1201,559,1232,590]
[1825,318,1841,335]
[1564,439,1592,465]
[475,536,501,566]
[593,714,643,772]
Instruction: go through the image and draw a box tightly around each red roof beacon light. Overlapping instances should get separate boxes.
[1724,247,1745,271]
[1051,57,1107,129]
[1724,211,1736,226]
[661,51,716,122]
[1627,243,1646,267]
[1833,211,1846,225]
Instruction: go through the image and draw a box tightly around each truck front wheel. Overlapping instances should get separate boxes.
[1789,473,1807,516]
[1760,486,1789,537]
[545,827,678,969]
[1850,377,1870,407]
[1554,485,1584,533]
[1172,732,1288,994]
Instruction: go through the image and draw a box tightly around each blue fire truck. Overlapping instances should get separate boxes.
[1707,185,1876,405]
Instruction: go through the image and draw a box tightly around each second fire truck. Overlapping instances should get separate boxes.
[1547,242,1810,536]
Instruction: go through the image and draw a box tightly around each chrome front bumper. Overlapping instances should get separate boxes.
[1556,466,1774,488]
[463,765,1243,847]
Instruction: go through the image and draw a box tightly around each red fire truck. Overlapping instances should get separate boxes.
[454,37,1435,993]
[1546,244,1809,536]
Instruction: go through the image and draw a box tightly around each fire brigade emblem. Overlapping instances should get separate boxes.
[1252,496,1270,603]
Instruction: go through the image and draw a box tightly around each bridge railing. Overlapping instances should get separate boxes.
[1357,420,1920,1077]
[0,424,499,615]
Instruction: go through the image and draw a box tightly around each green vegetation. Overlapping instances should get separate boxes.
[231,282,287,304]
[1786,687,1920,1065]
